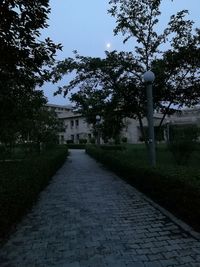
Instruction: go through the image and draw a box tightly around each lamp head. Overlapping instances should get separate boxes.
[143,70,155,83]
[96,115,101,122]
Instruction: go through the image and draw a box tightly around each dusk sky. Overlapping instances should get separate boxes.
[42,0,199,105]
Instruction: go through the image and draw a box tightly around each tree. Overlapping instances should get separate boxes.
[0,0,62,146]
[53,51,140,142]
[108,0,200,129]
[152,44,200,127]
[0,89,47,150]
[28,107,63,152]
[71,83,125,142]
[52,0,200,143]
[108,0,165,69]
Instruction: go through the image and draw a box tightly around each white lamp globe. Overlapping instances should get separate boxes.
[96,115,101,121]
[143,70,155,83]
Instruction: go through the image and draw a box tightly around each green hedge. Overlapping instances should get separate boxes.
[67,144,86,149]
[0,146,68,239]
[99,144,126,151]
[86,145,200,232]
[67,144,126,150]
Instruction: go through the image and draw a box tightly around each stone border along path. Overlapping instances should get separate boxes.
[0,149,200,267]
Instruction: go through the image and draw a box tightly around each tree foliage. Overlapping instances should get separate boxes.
[108,0,165,69]
[0,0,62,146]
[108,0,200,122]
[27,107,63,151]
[52,0,200,142]
[54,50,145,141]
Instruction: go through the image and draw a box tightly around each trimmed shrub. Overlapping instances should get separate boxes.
[0,145,7,160]
[86,145,200,232]
[67,144,86,149]
[168,125,199,165]
[79,139,87,144]
[99,144,125,151]
[90,138,96,144]
[121,137,127,143]
[67,140,74,144]
[0,145,68,239]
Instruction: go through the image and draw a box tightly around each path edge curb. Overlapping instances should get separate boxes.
[87,154,200,240]
[135,187,200,240]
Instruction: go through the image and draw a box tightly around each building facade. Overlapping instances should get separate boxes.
[46,104,94,144]
[47,103,200,144]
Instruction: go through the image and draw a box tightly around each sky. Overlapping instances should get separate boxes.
[41,0,200,105]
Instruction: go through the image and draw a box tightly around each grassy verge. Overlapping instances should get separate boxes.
[86,145,200,232]
[0,145,68,239]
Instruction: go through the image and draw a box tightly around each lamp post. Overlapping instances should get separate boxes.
[96,115,101,145]
[143,70,156,167]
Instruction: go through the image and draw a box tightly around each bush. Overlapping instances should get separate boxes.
[0,145,7,160]
[99,144,125,151]
[67,144,86,149]
[86,145,200,232]
[168,125,199,165]
[168,141,196,165]
[114,136,121,145]
[90,138,96,144]
[67,140,74,144]
[121,137,127,143]
[0,145,68,239]
[79,139,87,144]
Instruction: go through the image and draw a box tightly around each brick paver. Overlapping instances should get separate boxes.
[0,149,200,267]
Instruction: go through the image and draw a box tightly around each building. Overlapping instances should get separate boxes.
[47,103,200,144]
[46,104,94,144]
[166,107,200,126]
[46,103,72,114]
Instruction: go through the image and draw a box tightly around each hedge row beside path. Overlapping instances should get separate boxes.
[67,144,86,149]
[86,145,200,232]
[0,146,68,240]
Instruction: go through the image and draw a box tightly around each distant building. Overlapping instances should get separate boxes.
[46,103,200,144]
[46,104,93,144]
[166,107,200,126]
[46,103,72,114]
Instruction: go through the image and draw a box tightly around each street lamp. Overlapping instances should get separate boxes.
[143,70,156,167]
[96,115,101,145]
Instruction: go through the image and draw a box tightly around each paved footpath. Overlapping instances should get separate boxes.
[0,150,200,267]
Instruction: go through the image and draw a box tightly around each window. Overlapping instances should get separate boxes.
[71,135,74,141]
[75,119,79,127]
[70,120,74,128]
[76,134,79,140]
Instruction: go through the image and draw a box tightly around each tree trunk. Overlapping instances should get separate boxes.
[138,114,148,148]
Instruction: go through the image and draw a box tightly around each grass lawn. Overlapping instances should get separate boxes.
[121,143,200,165]
[86,144,200,232]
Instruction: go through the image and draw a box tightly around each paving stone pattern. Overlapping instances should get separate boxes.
[0,149,200,267]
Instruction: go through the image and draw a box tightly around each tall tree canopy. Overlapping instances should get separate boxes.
[0,0,62,145]
[52,0,200,141]
[108,0,200,119]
